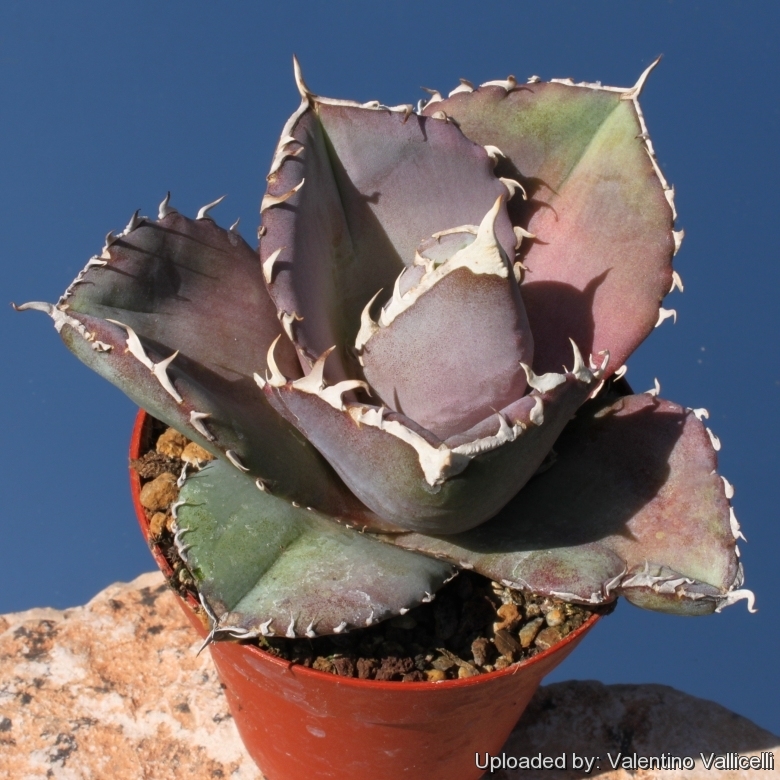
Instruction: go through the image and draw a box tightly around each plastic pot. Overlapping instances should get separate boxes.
[130,409,601,780]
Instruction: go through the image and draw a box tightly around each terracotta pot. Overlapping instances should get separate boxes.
[130,409,601,780]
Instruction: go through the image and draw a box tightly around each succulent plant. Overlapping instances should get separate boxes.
[17,58,755,644]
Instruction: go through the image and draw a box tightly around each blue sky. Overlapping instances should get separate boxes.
[3,1,778,735]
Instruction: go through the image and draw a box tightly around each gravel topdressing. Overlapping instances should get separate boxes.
[133,419,612,682]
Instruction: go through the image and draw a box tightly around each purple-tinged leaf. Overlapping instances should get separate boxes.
[387,392,749,615]
[65,212,302,381]
[316,101,517,269]
[425,72,676,376]
[261,351,599,534]
[260,108,353,379]
[260,93,516,381]
[359,200,534,440]
[21,212,389,528]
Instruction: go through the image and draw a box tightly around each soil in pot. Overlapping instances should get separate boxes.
[131,416,613,681]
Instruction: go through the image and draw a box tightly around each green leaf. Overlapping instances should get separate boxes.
[177,459,455,637]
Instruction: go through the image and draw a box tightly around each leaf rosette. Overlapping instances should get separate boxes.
[18,59,754,639]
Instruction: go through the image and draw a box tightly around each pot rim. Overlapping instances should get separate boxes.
[130,408,602,692]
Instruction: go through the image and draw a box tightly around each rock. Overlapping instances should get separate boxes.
[494,602,521,632]
[356,658,377,679]
[431,653,456,671]
[139,472,178,511]
[544,606,565,627]
[471,636,492,667]
[1,574,776,779]
[330,656,356,677]
[181,441,214,465]
[148,511,168,537]
[524,602,542,619]
[0,572,261,779]
[494,628,521,659]
[534,625,563,651]
[311,656,334,674]
[156,426,188,458]
[375,655,414,681]
[130,451,182,480]
[518,616,545,648]
[492,680,779,779]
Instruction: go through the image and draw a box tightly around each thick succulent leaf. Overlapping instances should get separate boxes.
[361,267,532,440]
[262,362,597,534]
[177,459,455,637]
[316,101,517,269]
[358,202,534,440]
[260,95,516,381]
[65,212,302,382]
[426,74,676,376]
[387,392,750,615]
[260,108,354,378]
[22,212,385,527]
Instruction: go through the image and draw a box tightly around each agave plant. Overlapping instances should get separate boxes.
[17,58,755,643]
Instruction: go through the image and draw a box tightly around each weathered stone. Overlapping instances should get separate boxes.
[0,572,261,779]
[544,606,565,627]
[375,655,414,681]
[181,441,214,465]
[534,625,563,650]
[139,472,178,511]
[494,628,521,659]
[431,653,456,671]
[494,602,521,632]
[518,616,545,648]
[471,636,492,667]
[492,680,778,779]
[356,657,377,679]
[524,602,542,619]
[331,656,356,677]
[311,656,334,674]
[148,511,168,537]
[1,574,776,779]
[156,426,188,458]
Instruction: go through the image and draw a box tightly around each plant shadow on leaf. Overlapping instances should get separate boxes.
[494,160,608,376]
[522,274,607,376]
[321,129,406,334]
[100,222,230,305]
[438,398,684,554]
